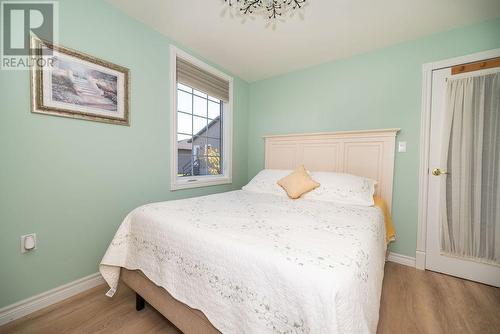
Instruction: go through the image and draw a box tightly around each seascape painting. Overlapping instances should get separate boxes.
[31,37,129,125]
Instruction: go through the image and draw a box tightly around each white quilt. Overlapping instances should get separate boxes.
[100,190,386,334]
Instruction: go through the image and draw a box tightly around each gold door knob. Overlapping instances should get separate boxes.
[432,168,449,176]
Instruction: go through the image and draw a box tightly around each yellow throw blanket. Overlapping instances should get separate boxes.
[374,196,396,244]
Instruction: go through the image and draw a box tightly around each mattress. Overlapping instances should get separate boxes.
[100,190,387,333]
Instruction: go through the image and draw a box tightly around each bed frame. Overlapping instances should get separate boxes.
[121,128,400,333]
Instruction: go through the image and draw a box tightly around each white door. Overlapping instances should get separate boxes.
[425,66,500,287]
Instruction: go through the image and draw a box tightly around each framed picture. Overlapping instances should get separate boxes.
[30,37,129,125]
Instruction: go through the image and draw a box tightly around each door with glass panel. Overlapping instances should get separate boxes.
[426,63,500,287]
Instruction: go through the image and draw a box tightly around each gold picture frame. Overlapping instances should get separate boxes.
[30,37,130,125]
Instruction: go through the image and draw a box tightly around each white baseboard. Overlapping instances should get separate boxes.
[0,272,104,326]
[415,250,426,270]
[387,252,416,268]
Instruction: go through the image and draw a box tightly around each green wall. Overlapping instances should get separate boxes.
[1,0,499,309]
[247,17,500,257]
[0,0,249,307]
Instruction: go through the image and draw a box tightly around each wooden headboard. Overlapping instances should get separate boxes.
[264,128,400,210]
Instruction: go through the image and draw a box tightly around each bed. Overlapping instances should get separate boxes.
[100,128,400,334]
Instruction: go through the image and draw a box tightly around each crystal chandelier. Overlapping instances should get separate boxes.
[224,0,307,21]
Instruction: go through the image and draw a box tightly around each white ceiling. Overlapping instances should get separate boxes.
[106,0,500,82]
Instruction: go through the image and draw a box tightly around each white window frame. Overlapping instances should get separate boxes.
[170,46,233,190]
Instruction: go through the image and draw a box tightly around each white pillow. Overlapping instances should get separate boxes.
[242,169,292,196]
[303,171,376,206]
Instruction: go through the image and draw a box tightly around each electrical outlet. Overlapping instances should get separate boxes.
[20,233,37,253]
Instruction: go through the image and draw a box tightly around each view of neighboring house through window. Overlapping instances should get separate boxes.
[171,47,232,190]
[177,83,223,177]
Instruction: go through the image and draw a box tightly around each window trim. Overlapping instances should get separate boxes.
[170,46,233,190]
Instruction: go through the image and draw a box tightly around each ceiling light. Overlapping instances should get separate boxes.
[224,0,308,21]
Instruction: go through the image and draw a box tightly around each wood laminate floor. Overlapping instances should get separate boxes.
[1,262,499,334]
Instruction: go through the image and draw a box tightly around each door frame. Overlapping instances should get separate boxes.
[416,48,500,270]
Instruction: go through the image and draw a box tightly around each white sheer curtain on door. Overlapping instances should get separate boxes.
[441,70,500,265]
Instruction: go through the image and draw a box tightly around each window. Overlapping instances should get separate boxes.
[170,47,233,190]
[176,83,223,177]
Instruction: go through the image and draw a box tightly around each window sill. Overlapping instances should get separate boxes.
[170,176,232,191]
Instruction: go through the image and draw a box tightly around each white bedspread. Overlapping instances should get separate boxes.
[100,190,386,334]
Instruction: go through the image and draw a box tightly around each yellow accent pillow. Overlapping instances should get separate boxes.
[277,166,320,199]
